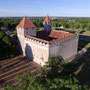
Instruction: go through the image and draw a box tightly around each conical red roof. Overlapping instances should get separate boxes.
[44,16,52,23]
[17,17,36,28]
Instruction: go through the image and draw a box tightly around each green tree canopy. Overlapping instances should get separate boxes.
[0,31,17,59]
[4,56,88,90]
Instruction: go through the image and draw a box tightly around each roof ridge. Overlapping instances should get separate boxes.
[23,17,27,28]
[17,17,36,28]
[44,16,52,23]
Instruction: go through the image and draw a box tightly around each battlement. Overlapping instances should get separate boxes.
[25,35,49,47]
[25,34,78,47]
[49,34,79,47]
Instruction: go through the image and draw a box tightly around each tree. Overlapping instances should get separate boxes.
[4,56,88,90]
[45,56,64,74]
[50,74,88,90]
[0,31,17,59]
[87,25,90,30]
[65,23,70,28]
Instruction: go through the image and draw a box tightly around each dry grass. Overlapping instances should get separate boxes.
[82,31,90,36]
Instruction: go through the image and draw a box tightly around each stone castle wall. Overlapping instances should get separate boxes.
[24,28,36,37]
[17,27,36,37]
[17,34,49,66]
[24,37,49,66]
[17,28,79,66]
[49,35,79,60]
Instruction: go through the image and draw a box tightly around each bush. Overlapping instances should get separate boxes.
[0,31,17,60]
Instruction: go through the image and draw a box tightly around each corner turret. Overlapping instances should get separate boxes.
[17,17,36,37]
[43,16,52,40]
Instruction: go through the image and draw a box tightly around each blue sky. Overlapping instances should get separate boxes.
[0,0,90,17]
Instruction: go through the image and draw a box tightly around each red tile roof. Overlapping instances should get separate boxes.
[27,30,76,44]
[44,16,52,23]
[49,31,75,40]
[49,31,75,44]
[27,35,49,44]
[17,17,36,28]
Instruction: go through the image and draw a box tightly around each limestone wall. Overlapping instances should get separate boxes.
[17,28,24,36]
[17,34,49,66]
[17,27,49,66]
[24,28,36,37]
[25,38,49,66]
[17,34,26,53]
[43,23,52,31]
[49,35,79,60]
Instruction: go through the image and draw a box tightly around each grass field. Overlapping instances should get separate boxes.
[65,39,90,88]
[72,40,90,88]
[82,31,90,36]
[74,47,90,87]
[78,40,90,49]
[52,27,90,36]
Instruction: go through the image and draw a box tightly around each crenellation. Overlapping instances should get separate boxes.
[49,35,78,48]
[25,36,49,47]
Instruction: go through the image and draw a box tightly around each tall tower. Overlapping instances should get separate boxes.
[43,16,52,39]
[16,17,36,54]
[17,17,36,37]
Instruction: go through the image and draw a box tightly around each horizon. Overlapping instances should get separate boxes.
[0,15,90,18]
[0,0,90,17]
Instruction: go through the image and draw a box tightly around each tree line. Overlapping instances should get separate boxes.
[0,19,20,30]
[52,18,90,30]
[0,17,90,30]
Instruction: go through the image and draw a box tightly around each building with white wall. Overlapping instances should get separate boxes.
[17,16,79,66]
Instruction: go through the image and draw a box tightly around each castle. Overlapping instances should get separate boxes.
[17,16,79,66]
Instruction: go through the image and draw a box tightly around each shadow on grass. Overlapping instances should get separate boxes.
[78,39,90,50]
[69,47,90,88]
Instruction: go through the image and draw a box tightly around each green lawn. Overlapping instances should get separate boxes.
[65,40,90,88]
[82,31,90,36]
[72,40,90,88]
[78,40,90,49]
[52,27,90,36]
[74,47,90,88]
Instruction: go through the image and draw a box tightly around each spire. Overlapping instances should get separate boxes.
[44,15,52,23]
[17,17,36,28]
[25,14,26,17]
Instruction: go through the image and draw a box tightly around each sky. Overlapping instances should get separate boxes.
[0,0,90,17]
